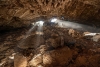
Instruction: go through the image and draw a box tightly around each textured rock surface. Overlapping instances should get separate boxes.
[0,26,100,67]
[29,54,42,66]
[0,0,100,65]
[14,53,27,67]
[43,47,73,66]
[0,0,100,30]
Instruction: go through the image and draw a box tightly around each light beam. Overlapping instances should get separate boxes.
[56,19,100,33]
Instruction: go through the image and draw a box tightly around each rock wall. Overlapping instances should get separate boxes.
[0,0,100,29]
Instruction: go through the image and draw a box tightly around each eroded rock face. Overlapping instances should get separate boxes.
[0,0,100,30]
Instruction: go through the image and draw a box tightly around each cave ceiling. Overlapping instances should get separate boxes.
[0,0,100,30]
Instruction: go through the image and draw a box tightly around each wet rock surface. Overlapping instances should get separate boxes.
[0,26,100,67]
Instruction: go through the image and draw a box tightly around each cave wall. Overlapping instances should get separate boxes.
[0,0,100,30]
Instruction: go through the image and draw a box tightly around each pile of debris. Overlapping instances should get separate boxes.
[0,26,100,67]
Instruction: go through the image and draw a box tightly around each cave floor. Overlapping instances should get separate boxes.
[0,26,100,67]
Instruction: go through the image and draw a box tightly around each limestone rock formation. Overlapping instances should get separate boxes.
[0,0,100,30]
[0,0,100,67]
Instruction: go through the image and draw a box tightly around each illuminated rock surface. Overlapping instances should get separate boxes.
[0,0,100,67]
[0,26,100,67]
[0,0,100,31]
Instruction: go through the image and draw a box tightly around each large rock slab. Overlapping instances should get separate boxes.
[43,47,73,66]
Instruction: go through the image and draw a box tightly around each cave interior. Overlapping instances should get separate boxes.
[0,0,100,67]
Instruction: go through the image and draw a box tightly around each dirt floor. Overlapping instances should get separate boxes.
[0,26,100,67]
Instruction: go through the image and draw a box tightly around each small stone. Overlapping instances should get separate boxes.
[68,29,75,37]
[92,34,100,42]
[36,45,48,54]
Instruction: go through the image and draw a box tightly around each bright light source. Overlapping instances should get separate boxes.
[51,18,57,22]
[39,21,44,25]
[36,21,44,26]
